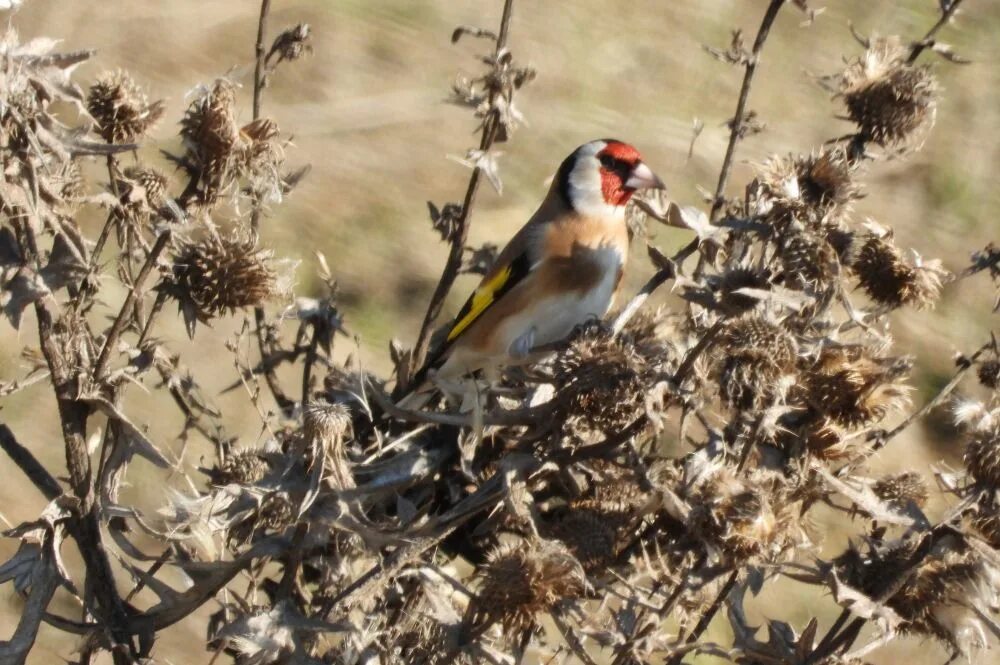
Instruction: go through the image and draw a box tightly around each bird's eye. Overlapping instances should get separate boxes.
[599,154,618,170]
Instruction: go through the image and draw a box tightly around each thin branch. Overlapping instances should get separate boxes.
[93,231,171,382]
[406,0,517,385]
[709,0,787,221]
[907,0,967,64]
[868,340,991,453]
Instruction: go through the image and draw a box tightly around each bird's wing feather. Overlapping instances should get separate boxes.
[445,250,533,343]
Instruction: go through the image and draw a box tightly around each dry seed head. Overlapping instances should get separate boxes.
[715,267,771,315]
[213,448,269,485]
[854,234,949,309]
[872,471,929,510]
[553,334,652,433]
[964,422,1000,487]
[179,79,284,203]
[781,229,839,290]
[471,541,584,635]
[758,148,859,223]
[269,24,313,64]
[688,472,788,562]
[303,401,351,445]
[120,165,170,211]
[970,507,1000,549]
[257,493,294,532]
[303,401,355,490]
[87,70,164,144]
[977,359,1000,390]
[803,346,911,430]
[543,500,628,571]
[717,314,797,409]
[796,418,859,462]
[169,228,282,321]
[840,36,938,147]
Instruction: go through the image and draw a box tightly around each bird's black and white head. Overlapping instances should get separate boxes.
[554,139,665,217]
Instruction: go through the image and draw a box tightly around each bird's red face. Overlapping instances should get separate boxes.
[597,141,651,206]
[558,139,665,216]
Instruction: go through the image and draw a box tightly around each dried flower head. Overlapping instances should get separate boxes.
[467,540,584,635]
[688,468,793,563]
[717,314,798,409]
[977,358,1000,390]
[854,234,949,309]
[758,148,860,223]
[970,504,1000,549]
[964,421,1000,487]
[166,228,286,333]
[872,471,929,510]
[553,332,666,434]
[303,401,354,490]
[211,448,270,486]
[268,24,312,65]
[118,165,170,214]
[87,70,164,144]
[839,539,999,655]
[780,229,840,291]
[542,499,632,571]
[802,346,911,430]
[713,266,772,316]
[179,80,283,204]
[840,36,938,147]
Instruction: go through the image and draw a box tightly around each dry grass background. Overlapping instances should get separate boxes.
[1,0,998,663]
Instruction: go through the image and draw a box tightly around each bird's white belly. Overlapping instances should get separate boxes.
[503,246,622,351]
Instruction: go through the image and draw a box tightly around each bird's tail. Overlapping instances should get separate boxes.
[393,361,438,410]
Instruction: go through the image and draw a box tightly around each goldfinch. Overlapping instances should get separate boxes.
[405,139,664,402]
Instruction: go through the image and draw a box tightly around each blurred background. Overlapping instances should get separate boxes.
[1,1,998,663]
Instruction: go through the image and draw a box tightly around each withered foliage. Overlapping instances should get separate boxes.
[0,3,997,665]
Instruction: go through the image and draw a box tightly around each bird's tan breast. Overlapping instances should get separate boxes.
[540,213,629,293]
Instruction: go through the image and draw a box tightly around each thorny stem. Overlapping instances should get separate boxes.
[907,0,967,64]
[406,0,517,385]
[666,570,738,665]
[93,230,171,382]
[249,0,296,416]
[709,0,786,221]
[252,0,272,121]
[864,340,992,457]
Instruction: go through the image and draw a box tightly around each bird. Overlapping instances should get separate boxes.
[401,138,665,406]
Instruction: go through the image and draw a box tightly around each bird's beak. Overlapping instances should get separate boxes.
[625,162,666,191]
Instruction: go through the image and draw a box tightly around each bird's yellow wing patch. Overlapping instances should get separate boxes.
[446,264,513,342]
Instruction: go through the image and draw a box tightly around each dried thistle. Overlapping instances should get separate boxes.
[303,401,355,490]
[268,24,313,65]
[165,228,286,334]
[839,539,999,655]
[758,148,860,223]
[977,358,1000,390]
[839,36,938,147]
[854,234,950,309]
[964,421,1000,487]
[802,345,912,430]
[688,468,796,563]
[466,540,584,636]
[872,471,929,510]
[716,314,797,410]
[179,79,283,204]
[211,448,270,486]
[553,332,664,434]
[542,499,632,571]
[87,70,164,143]
[780,228,840,291]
